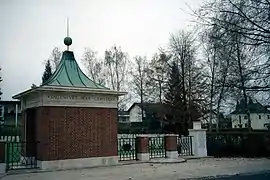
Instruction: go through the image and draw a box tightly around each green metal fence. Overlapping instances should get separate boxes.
[117,137,137,161]
[149,136,165,159]
[6,141,38,171]
[177,136,193,156]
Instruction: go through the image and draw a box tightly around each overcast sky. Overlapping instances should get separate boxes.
[0,0,202,100]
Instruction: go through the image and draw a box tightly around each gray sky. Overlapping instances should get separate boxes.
[0,0,202,100]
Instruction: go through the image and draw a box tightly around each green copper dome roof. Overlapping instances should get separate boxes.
[42,51,108,89]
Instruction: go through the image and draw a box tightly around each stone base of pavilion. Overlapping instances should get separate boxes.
[37,156,118,170]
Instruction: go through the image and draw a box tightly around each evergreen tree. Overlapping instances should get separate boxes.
[164,61,186,134]
[42,60,53,84]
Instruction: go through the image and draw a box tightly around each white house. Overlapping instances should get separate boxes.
[127,103,168,123]
[127,103,145,123]
[231,99,270,129]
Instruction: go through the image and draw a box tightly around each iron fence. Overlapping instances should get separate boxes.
[207,132,270,157]
[149,136,165,159]
[177,136,193,156]
[117,137,136,161]
[6,141,38,171]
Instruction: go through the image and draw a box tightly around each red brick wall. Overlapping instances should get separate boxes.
[136,137,149,153]
[35,106,117,161]
[165,136,177,151]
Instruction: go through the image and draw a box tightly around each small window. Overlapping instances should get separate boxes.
[268,115,270,119]
[234,125,237,128]
[244,116,247,119]
[259,115,261,119]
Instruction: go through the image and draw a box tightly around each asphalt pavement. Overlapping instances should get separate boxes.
[193,171,270,180]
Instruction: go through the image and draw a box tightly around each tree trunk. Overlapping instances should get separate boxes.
[236,36,251,131]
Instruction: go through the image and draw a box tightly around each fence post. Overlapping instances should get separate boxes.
[164,134,178,159]
[188,121,207,157]
[0,142,6,174]
[135,135,149,161]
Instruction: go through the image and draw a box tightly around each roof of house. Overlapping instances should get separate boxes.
[128,102,202,122]
[128,102,164,112]
[231,98,270,114]
[42,50,108,89]
[128,102,166,117]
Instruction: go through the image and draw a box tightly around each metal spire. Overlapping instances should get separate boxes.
[64,17,72,51]
[67,17,69,38]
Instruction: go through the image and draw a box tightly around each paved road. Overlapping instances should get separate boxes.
[216,172,270,180]
[2,158,270,180]
[193,171,270,179]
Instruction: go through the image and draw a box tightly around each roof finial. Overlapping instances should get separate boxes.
[64,17,72,51]
[67,17,69,37]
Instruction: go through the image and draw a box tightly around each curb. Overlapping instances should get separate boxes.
[181,156,214,160]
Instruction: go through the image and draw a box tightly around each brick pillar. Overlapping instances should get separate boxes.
[165,134,178,159]
[136,135,149,161]
[0,142,6,173]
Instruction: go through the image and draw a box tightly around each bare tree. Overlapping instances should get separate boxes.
[195,0,270,93]
[195,0,270,46]
[82,48,106,85]
[48,47,62,72]
[195,0,270,130]
[130,56,149,118]
[145,53,169,103]
[104,45,129,108]
[168,30,206,128]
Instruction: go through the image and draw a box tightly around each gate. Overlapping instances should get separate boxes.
[6,141,38,171]
[177,136,193,156]
[117,137,137,161]
[149,136,165,159]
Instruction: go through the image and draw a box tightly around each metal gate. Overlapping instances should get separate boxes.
[149,136,165,159]
[117,137,137,161]
[177,136,193,156]
[6,141,38,171]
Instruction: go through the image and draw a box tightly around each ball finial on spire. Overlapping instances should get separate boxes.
[64,37,72,46]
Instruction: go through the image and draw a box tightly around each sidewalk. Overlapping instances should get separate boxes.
[2,158,270,180]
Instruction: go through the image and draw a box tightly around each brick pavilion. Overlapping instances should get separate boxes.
[12,35,126,170]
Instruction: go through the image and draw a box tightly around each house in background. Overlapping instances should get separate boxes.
[0,100,21,126]
[117,103,168,133]
[231,99,270,129]
[125,102,202,133]
[200,112,232,129]
[127,103,168,125]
